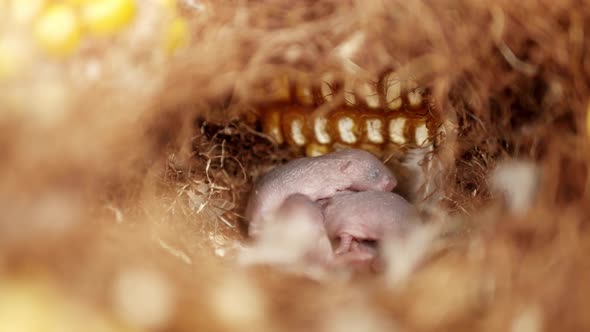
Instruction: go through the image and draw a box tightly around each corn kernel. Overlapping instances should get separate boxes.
[64,0,90,6]
[10,0,46,24]
[163,17,189,54]
[34,3,81,57]
[0,278,138,332]
[81,0,136,36]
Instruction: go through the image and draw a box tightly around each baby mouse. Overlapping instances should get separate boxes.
[322,190,418,271]
[245,149,397,238]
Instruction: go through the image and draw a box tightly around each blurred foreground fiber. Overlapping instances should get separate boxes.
[1,0,590,331]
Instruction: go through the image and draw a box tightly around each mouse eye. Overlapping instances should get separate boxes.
[367,168,381,181]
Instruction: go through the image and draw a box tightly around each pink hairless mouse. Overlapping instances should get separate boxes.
[321,190,418,271]
[275,194,334,263]
[245,149,397,238]
[272,190,417,273]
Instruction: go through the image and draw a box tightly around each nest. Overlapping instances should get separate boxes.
[1,0,590,331]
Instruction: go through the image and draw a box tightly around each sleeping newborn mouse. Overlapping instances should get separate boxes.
[321,190,418,272]
[245,149,397,238]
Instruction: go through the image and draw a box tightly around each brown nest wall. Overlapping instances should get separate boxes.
[1,0,590,331]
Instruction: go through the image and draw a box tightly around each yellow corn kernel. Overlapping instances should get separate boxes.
[264,75,291,102]
[34,3,81,57]
[0,278,138,332]
[64,0,89,6]
[164,17,189,54]
[305,142,329,157]
[10,0,46,24]
[262,110,284,144]
[81,0,136,36]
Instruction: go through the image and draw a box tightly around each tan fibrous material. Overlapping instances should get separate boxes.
[1,0,590,332]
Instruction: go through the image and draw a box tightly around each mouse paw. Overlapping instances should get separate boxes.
[334,233,354,255]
